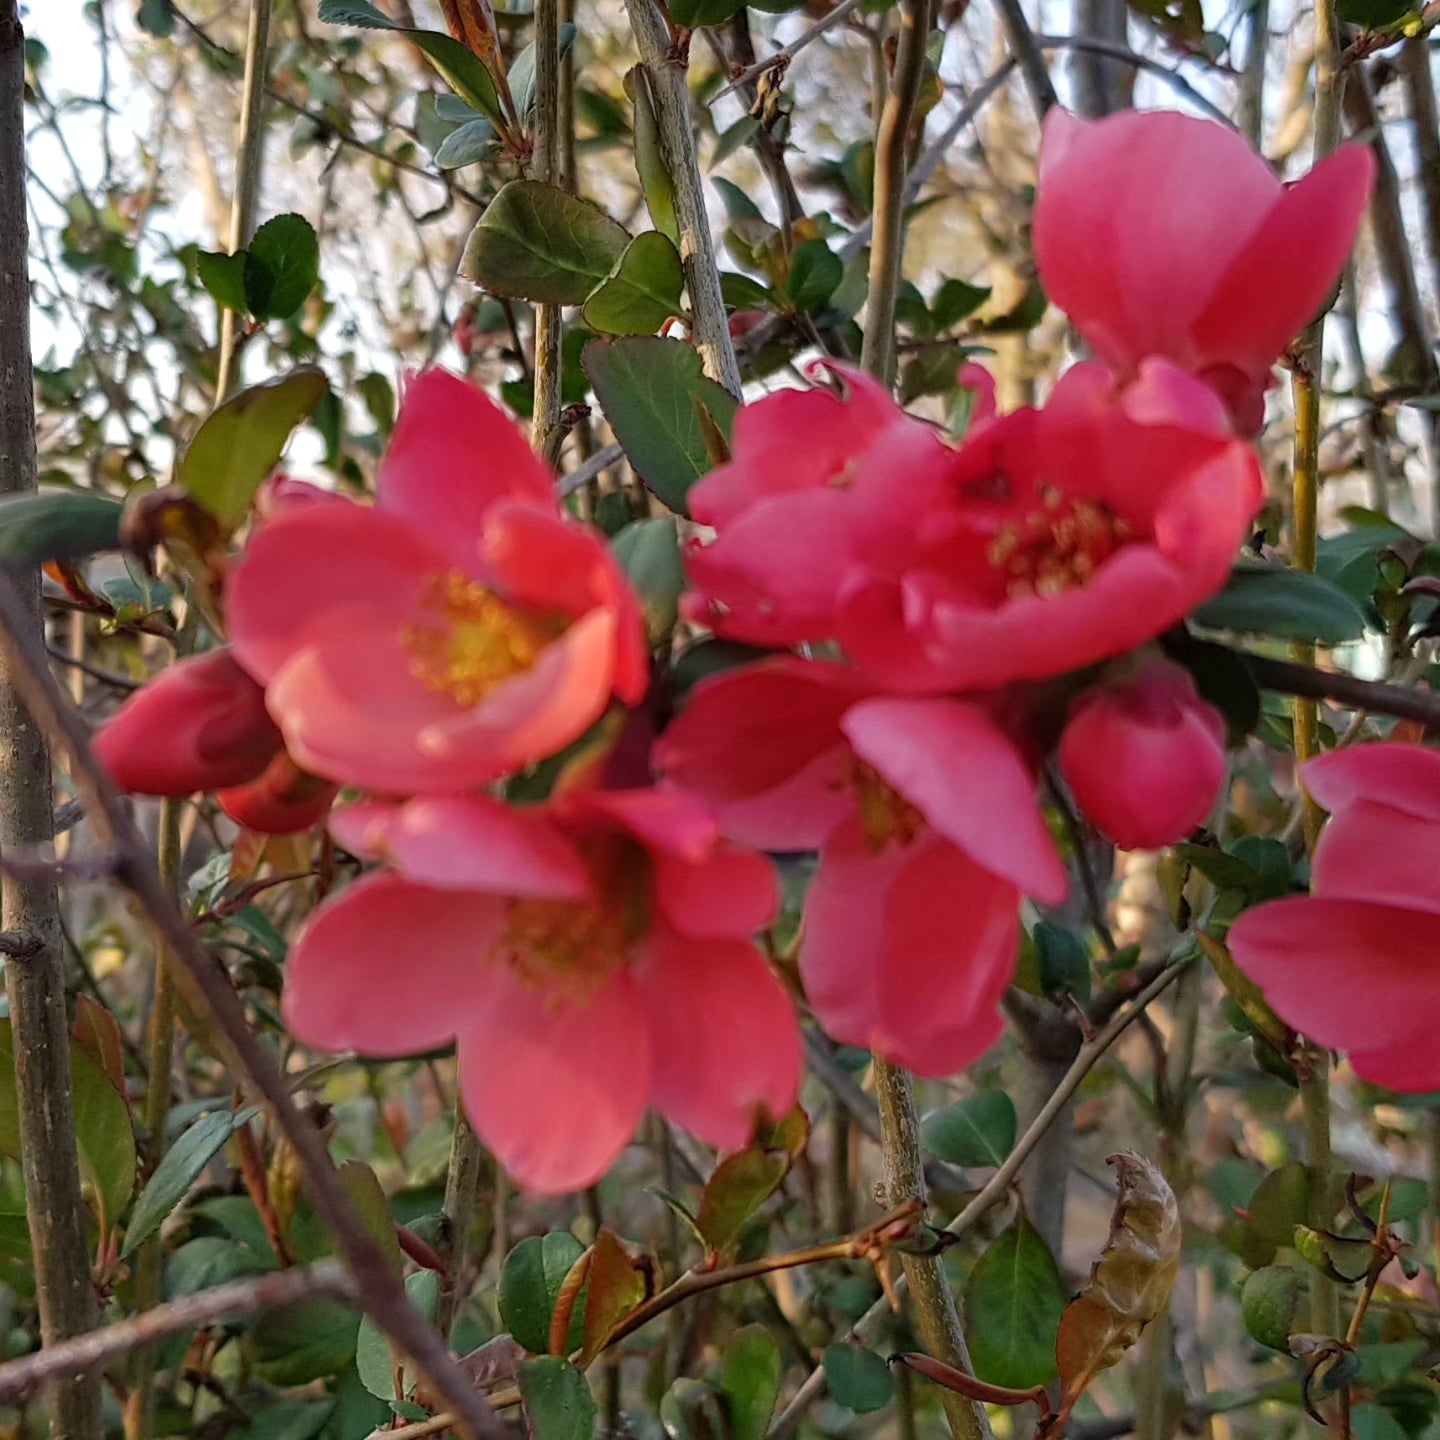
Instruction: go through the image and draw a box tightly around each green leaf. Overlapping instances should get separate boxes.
[122,1108,257,1258]
[243,214,321,321]
[1247,1162,1311,1252]
[1033,921,1092,1005]
[1241,1265,1304,1350]
[1336,0,1414,24]
[252,1298,361,1386]
[499,1231,587,1354]
[583,232,685,336]
[821,1345,894,1413]
[669,0,745,27]
[463,181,630,306]
[510,24,579,121]
[786,239,843,312]
[232,1400,335,1440]
[197,250,249,312]
[1350,1405,1410,1440]
[434,118,496,169]
[921,1091,1016,1167]
[695,1146,788,1257]
[336,1160,405,1277]
[612,516,683,646]
[0,1021,135,1229]
[177,367,329,529]
[721,1325,781,1440]
[520,1357,596,1440]
[317,3,505,128]
[627,67,679,246]
[0,491,123,563]
[582,336,738,515]
[711,115,762,169]
[136,0,177,36]
[932,277,991,329]
[1192,566,1369,645]
[356,1271,439,1400]
[964,1217,1066,1389]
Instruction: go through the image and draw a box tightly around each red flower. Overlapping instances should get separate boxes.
[95,648,283,795]
[283,788,800,1193]
[655,659,1067,1077]
[834,361,1263,692]
[1034,108,1374,431]
[1058,655,1226,850]
[1227,744,1440,1092]
[227,369,648,794]
[94,648,337,835]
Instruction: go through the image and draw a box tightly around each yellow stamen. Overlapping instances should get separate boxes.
[402,571,562,706]
[984,486,1130,600]
[849,759,925,853]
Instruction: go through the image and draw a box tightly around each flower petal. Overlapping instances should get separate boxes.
[284,873,504,1056]
[459,967,651,1194]
[229,505,442,682]
[653,844,778,939]
[329,796,591,899]
[1302,742,1440,822]
[1227,896,1440,1057]
[1191,144,1375,382]
[636,928,800,1151]
[377,369,554,571]
[1309,799,1440,917]
[841,696,1066,903]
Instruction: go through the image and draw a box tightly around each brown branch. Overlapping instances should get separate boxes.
[0,1262,353,1402]
[990,0,1058,117]
[861,0,934,382]
[0,569,508,1440]
[0,6,104,1435]
[1238,651,1440,729]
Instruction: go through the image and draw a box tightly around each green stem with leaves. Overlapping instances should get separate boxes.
[531,0,563,455]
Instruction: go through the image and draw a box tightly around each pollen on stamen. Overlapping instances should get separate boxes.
[402,570,558,707]
[987,491,1128,600]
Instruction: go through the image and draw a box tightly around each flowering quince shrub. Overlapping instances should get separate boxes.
[24,11,1440,1430]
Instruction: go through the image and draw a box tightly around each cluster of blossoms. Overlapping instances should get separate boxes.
[98,107,1386,1194]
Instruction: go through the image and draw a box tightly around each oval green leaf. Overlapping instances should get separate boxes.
[921,1090,1016,1168]
[499,1231,587,1354]
[0,490,123,564]
[177,367,329,530]
[121,1106,258,1258]
[463,180,630,306]
[612,516,683,645]
[721,1325,781,1440]
[626,67,679,246]
[821,1344,894,1413]
[0,1020,135,1229]
[582,336,738,515]
[1192,566,1369,645]
[583,232,685,337]
[243,213,321,321]
[520,1356,596,1440]
[963,1216,1066,1390]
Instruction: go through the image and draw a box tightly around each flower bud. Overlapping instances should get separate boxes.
[1058,657,1225,850]
[94,648,282,796]
[217,753,339,835]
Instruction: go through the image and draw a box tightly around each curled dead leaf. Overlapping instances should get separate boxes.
[1048,1152,1180,1433]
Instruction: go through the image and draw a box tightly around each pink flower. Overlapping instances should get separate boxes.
[227,369,648,794]
[283,787,800,1193]
[683,365,954,648]
[1034,108,1374,431]
[94,648,337,835]
[1058,655,1226,849]
[216,754,340,835]
[95,648,285,795]
[655,659,1067,1076]
[834,360,1264,693]
[1227,744,1440,1092]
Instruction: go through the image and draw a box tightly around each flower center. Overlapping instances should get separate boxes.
[848,759,925,853]
[984,486,1129,600]
[402,571,562,707]
[490,837,653,1000]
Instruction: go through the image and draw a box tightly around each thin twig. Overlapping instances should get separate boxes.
[623,0,743,396]
[710,0,869,103]
[0,569,509,1440]
[861,0,934,382]
[766,959,1190,1440]
[0,1262,353,1401]
[532,0,564,455]
[215,0,273,402]
[990,0,1057,116]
